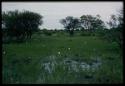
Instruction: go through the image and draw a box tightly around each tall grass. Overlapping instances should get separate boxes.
[2,32,123,84]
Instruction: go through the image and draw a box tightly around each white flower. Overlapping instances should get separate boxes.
[58,52,60,55]
[3,51,6,55]
[68,48,70,50]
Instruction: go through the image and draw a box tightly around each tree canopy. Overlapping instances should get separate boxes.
[80,15,105,30]
[60,16,80,36]
[2,10,43,41]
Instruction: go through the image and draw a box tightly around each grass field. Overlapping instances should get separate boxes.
[2,32,123,84]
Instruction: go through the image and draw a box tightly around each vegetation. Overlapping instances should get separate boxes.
[2,10,43,42]
[80,15,105,30]
[2,9,123,84]
[60,16,80,36]
[2,32,123,84]
[104,9,123,48]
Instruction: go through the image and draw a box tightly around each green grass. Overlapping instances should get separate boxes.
[2,33,123,84]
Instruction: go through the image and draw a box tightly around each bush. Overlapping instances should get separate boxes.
[2,10,43,42]
[80,32,91,36]
[42,29,52,36]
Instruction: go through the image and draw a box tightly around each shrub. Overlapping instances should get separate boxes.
[42,29,52,36]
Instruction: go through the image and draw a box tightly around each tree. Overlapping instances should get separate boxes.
[18,11,43,39]
[106,8,123,48]
[107,15,118,28]
[2,10,20,41]
[80,15,105,31]
[60,16,80,36]
[2,10,43,42]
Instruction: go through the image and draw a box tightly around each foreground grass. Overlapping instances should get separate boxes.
[2,33,123,84]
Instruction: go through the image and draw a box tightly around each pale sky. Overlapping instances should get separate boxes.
[2,2,123,29]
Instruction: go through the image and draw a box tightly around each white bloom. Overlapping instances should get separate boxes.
[3,51,6,55]
[58,52,60,55]
[68,48,70,50]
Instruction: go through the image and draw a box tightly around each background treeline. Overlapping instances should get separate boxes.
[2,9,123,48]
